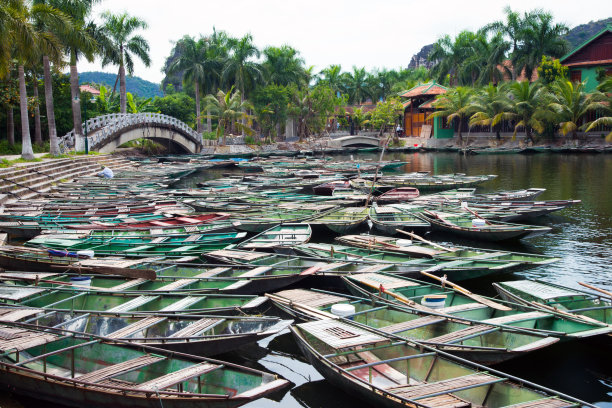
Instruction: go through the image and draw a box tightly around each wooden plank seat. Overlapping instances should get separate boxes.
[355,264,395,273]
[176,217,201,224]
[149,229,164,235]
[380,316,446,334]
[426,325,494,344]
[387,373,501,400]
[483,311,550,325]
[76,355,165,383]
[193,268,231,278]
[351,273,420,289]
[183,235,201,242]
[318,262,351,272]
[184,226,199,232]
[0,308,44,322]
[160,297,201,312]
[149,237,167,244]
[110,279,148,291]
[468,251,510,260]
[124,245,155,253]
[155,279,197,291]
[275,289,348,308]
[169,245,199,253]
[169,318,224,338]
[0,326,58,351]
[356,351,408,385]
[107,296,158,313]
[136,363,222,391]
[209,249,269,261]
[238,267,272,278]
[106,317,166,339]
[501,398,575,408]
[437,303,488,314]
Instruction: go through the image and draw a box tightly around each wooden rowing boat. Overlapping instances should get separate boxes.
[368,205,430,235]
[236,223,312,250]
[66,212,231,231]
[375,187,420,203]
[307,207,369,234]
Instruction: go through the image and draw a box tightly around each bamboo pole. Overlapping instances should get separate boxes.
[395,229,453,252]
[578,282,612,299]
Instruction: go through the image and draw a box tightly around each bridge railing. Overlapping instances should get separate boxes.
[60,113,203,151]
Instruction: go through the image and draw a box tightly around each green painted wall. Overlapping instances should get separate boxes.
[570,66,611,92]
[434,117,454,138]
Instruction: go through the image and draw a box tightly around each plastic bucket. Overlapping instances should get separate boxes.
[420,295,446,309]
[331,303,356,320]
[76,250,95,259]
[472,218,486,227]
[70,276,92,288]
[396,239,413,247]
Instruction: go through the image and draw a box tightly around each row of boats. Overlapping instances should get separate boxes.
[0,155,606,408]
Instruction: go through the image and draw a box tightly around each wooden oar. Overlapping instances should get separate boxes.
[349,278,436,313]
[578,282,612,299]
[419,271,512,311]
[395,229,453,252]
[530,301,608,326]
[462,206,491,225]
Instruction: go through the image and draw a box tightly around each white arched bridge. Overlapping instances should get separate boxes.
[60,113,205,154]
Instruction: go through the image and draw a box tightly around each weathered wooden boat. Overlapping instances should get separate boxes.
[312,180,350,196]
[0,306,292,356]
[419,210,551,241]
[66,212,231,231]
[307,207,369,234]
[25,231,247,257]
[335,234,560,265]
[368,205,430,235]
[290,243,525,280]
[236,223,312,250]
[0,286,268,315]
[379,174,497,192]
[45,220,241,237]
[349,178,393,195]
[269,289,560,364]
[1,201,187,218]
[0,322,289,408]
[470,188,546,202]
[375,187,420,203]
[342,273,612,339]
[291,319,590,408]
[493,280,612,326]
[232,206,336,233]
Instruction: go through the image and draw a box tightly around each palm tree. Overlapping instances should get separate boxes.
[203,87,253,145]
[222,34,263,135]
[508,80,548,143]
[427,87,473,144]
[469,83,513,140]
[483,6,525,79]
[317,65,343,96]
[167,36,211,133]
[101,11,151,114]
[549,79,607,140]
[262,45,306,87]
[345,66,369,104]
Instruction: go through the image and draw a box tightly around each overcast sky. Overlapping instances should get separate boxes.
[75,0,612,84]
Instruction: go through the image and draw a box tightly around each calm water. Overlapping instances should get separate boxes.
[1,152,610,407]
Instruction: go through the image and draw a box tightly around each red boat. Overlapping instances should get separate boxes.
[375,187,420,203]
[66,212,231,230]
[312,180,350,196]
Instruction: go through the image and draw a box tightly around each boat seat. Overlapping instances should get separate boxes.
[110,279,148,291]
[124,245,155,253]
[275,289,348,308]
[380,316,446,334]
[176,217,201,224]
[483,311,550,325]
[76,355,165,383]
[150,221,173,227]
[183,235,201,242]
[0,308,44,322]
[160,296,201,312]
[169,245,199,252]
[136,362,222,391]
[437,303,488,313]
[356,351,408,385]
[0,326,58,352]
[169,318,224,338]
[149,229,164,235]
[149,237,167,244]
[468,251,509,260]
[427,325,495,344]
[500,398,575,408]
[107,296,158,313]
[238,267,272,278]
[106,317,166,339]
[193,268,231,278]
[387,373,501,401]
[155,279,197,291]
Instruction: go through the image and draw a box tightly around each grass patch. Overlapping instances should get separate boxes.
[202,131,218,140]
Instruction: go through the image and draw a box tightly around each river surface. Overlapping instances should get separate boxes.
[1,152,610,407]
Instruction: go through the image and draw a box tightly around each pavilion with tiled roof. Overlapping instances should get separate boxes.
[560,25,612,92]
[400,82,453,139]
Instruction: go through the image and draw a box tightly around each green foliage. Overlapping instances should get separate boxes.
[253,84,290,142]
[0,140,22,154]
[428,87,474,141]
[79,72,162,98]
[369,98,404,135]
[564,18,612,49]
[537,56,567,84]
[151,93,195,127]
[202,131,217,140]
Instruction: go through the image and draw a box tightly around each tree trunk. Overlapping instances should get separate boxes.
[119,64,127,114]
[457,117,463,144]
[69,63,83,137]
[7,108,15,146]
[207,109,212,133]
[240,86,246,137]
[32,75,42,146]
[43,56,59,156]
[19,66,34,160]
[194,82,202,133]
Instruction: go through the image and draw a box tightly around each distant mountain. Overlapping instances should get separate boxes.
[564,18,612,49]
[79,71,163,98]
[408,44,435,70]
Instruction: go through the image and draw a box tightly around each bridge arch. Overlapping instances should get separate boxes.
[60,113,204,154]
[334,135,381,147]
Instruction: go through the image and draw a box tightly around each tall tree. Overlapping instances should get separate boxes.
[508,80,548,143]
[345,66,369,104]
[427,87,473,144]
[167,36,211,133]
[262,45,306,87]
[483,6,525,79]
[468,83,513,140]
[203,87,253,145]
[101,11,151,114]
[317,64,343,97]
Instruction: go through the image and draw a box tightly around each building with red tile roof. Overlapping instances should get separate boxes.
[560,25,612,91]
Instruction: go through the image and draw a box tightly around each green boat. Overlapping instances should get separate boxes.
[291,243,524,280]
[379,174,497,192]
[342,273,612,339]
[0,286,268,315]
[368,205,430,235]
[25,231,247,257]
[0,305,291,356]
[269,288,559,365]
[307,207,369,234]
[232,206,336,233]
[493,280,612,326]
[336,234,561,265]
[236,223,312,250]
[0,322,289,408]
[291,319,589,408]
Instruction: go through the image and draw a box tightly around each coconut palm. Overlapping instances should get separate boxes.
[508,80,548,143]
[167,36,212,133]
[345,66,369,104]
[203,87,254,145]
[101,11,151,114]
[317,64,343,96]
[427,87,473,144]
[549,79,607,140]
[262,45,306,87]
[483,6,526,79]
[469,83,513,140]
